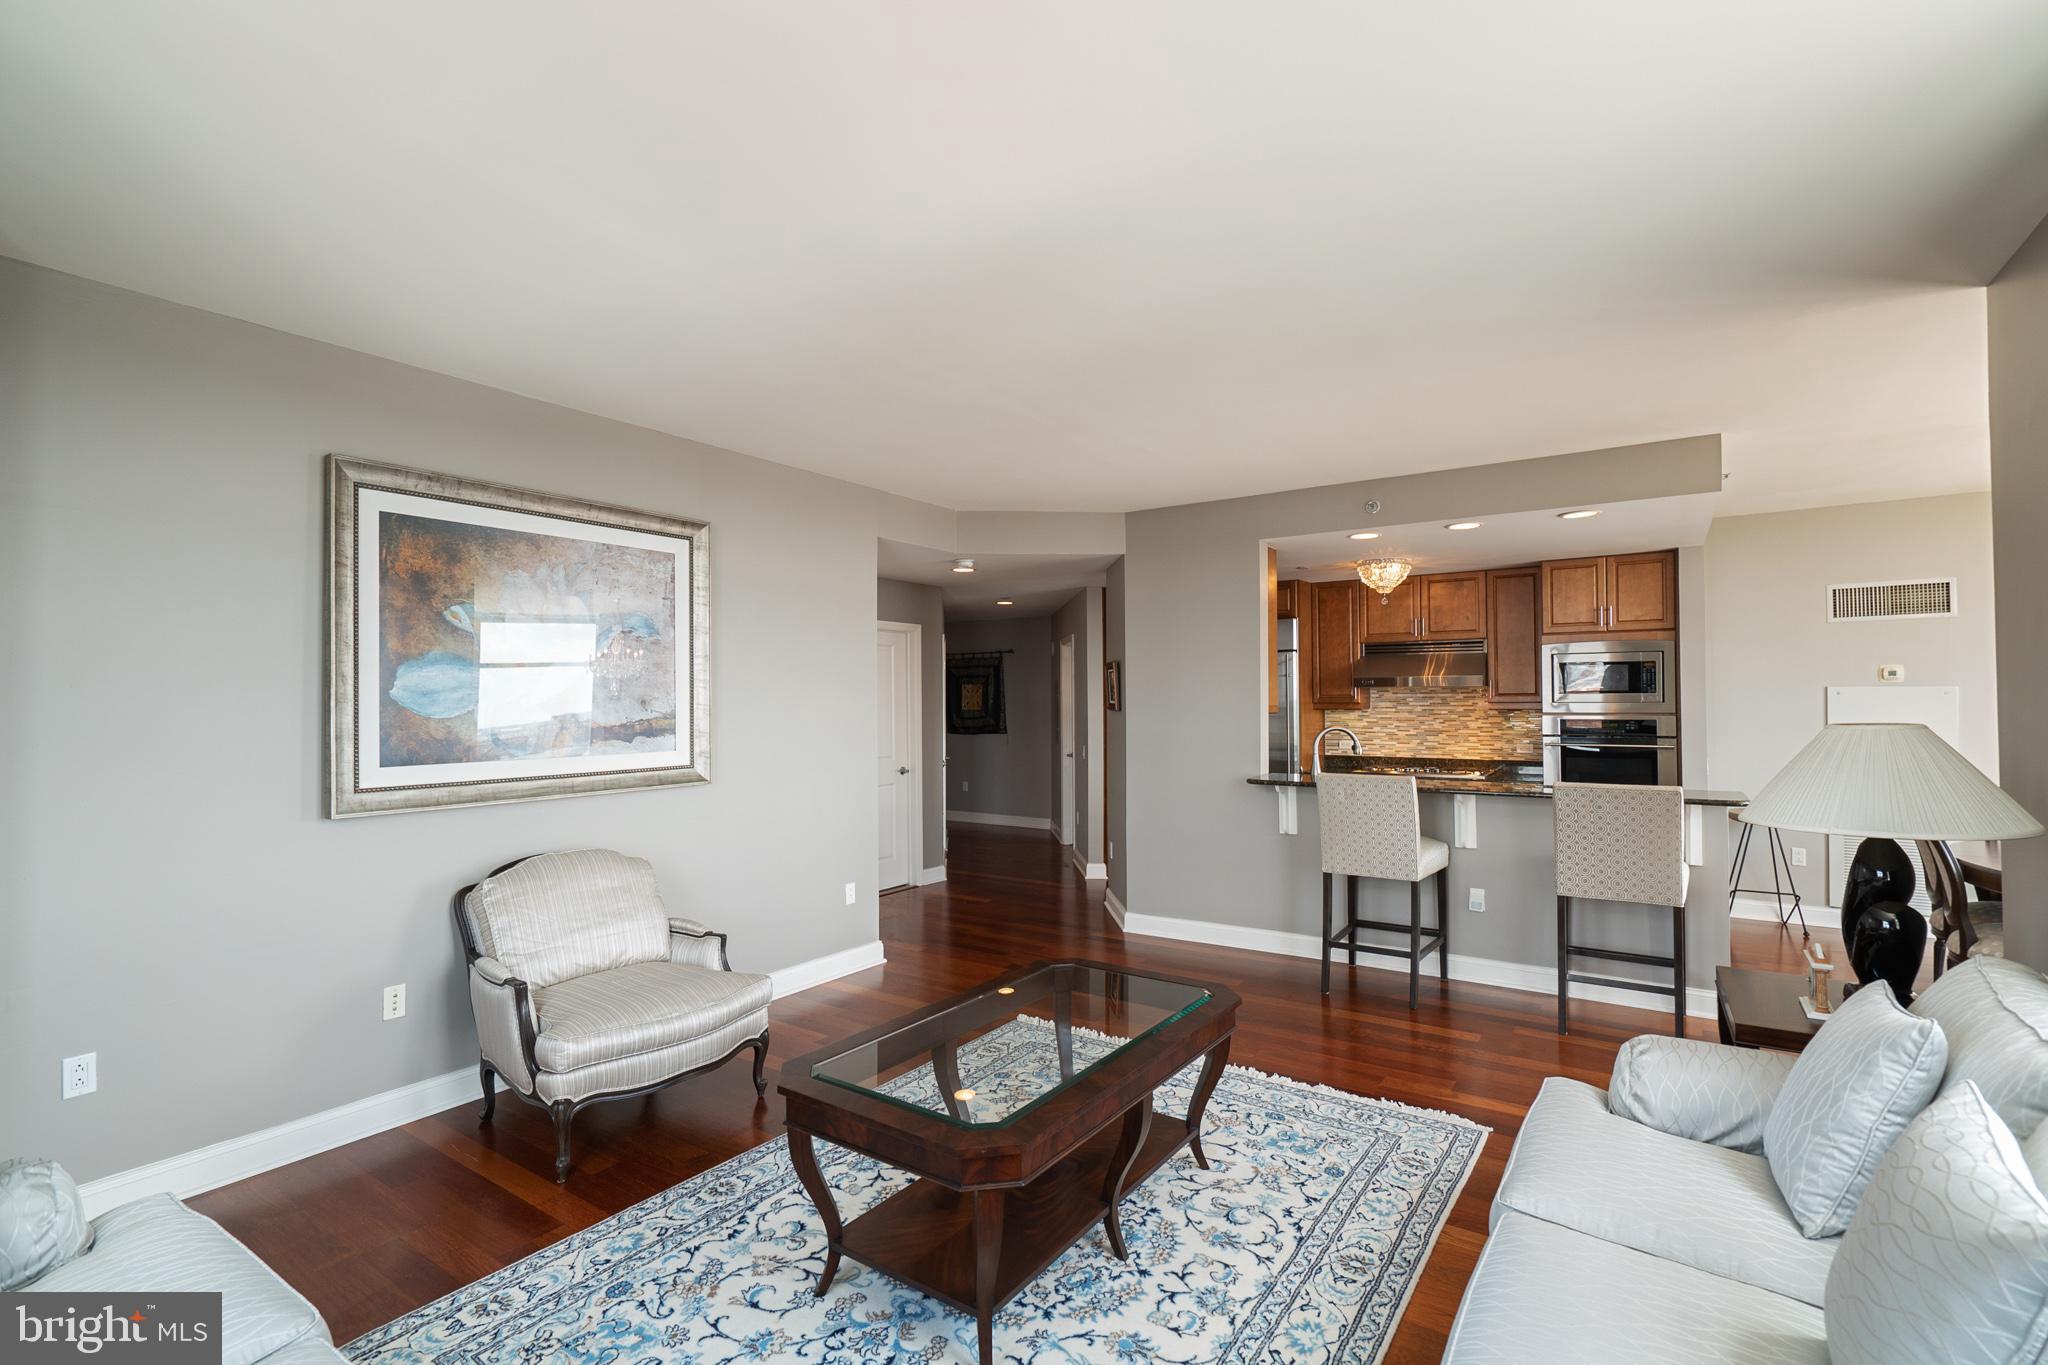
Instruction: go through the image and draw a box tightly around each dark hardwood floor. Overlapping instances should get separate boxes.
[195,822,1840,1360]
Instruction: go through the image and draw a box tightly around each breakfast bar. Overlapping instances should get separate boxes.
[1240,764,1750,1013]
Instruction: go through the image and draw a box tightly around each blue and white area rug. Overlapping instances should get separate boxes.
[346,1019,1487,1364]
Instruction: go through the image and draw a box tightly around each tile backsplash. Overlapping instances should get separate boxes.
[1322,688,1540,760]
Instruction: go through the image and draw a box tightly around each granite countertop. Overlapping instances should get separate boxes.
[1244,772,1748,807]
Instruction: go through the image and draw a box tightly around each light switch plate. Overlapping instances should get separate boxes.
[1468,888,1485,913]
[844,882,857,906]
[1790,847,1808,867]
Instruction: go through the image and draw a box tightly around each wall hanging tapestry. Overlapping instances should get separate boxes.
[346,1018,1487,1364]
[946,651,1007,735]
[325,455,710,817]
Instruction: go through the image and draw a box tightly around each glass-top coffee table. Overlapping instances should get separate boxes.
[778,960,1239,1365]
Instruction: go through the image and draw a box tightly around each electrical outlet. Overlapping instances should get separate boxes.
[1468,888,1486,913]
[62,1053,96,1100]
[1790,847,1808,867]
[382,984,406,1020]
[844,882,857,906]
[961,780,970,793]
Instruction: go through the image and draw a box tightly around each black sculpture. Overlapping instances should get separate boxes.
[1839,836,1926,1005]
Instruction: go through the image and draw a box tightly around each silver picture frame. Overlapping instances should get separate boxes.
[325,455,712,817]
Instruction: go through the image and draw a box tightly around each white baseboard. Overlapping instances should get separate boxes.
[77,938,888,1219]
[949,810,1053,830]
[768,938,887,999]
[1104,888,1129,929]
[1121,910,1718,1020]
[77,1065,500,1219]
[1730,894,1842,930]
[1068,846,1108,880]
[916,864,948,886]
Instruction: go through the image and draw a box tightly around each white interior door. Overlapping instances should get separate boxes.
[1059,635,1076,847]
[877,623,918,891]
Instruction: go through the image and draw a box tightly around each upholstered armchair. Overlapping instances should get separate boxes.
[454,849,772,1181]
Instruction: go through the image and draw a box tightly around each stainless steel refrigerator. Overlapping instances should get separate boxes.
[1267,617,1300,775]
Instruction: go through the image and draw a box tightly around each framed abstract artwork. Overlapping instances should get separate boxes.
[1106,660,1123,711]
[325,455,711,817]
[946,651,1007,735]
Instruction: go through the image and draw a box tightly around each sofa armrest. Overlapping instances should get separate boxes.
[668,919,731,971]
[1607,1035,1800,1154]
[468,958,537,1091]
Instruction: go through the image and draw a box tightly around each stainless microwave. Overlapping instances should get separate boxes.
[1540,638,1673,716]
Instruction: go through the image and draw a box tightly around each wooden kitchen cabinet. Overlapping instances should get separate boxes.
[1309,579,1363,708]
[1420,571,1487,639]
[1540,557,1607,634]
[1275,579,1298,618]
[1607,550,1678,632]
[1540,551,1676,636]
[1486,566,1542,706]
[1361,578,1419,642]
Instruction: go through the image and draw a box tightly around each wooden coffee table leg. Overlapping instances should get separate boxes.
[933,1041,968,1120]
[785,1129,844,1295]
[1184,1036,1232,1171]
[1100,1099,1153,1260]
[973,1188,1004,1365]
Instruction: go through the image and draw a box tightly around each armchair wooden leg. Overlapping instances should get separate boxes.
[478,1063,497,1123]
[750,1032,770,1097]
[550,1100,576,1183]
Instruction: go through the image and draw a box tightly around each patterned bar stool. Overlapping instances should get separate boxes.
[1318,773,1450,1007]
[1554,782,1689,1037]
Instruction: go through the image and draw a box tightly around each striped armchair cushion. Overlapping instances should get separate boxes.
[465,849,672,989]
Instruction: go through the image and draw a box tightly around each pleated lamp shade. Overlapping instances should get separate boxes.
[1739,723,2044,841]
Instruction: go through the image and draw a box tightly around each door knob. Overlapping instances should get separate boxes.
[897,766,911,775]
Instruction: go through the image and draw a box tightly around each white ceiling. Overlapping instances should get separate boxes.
[879,540,1114,620]
[6,3,2047,515]
[1271,495,1721,581]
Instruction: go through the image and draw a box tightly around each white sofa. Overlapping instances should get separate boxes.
[25,1194,346,1365]
[1444,956,2048,1363]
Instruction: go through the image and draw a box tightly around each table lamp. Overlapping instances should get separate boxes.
[1739,723,2042,1003]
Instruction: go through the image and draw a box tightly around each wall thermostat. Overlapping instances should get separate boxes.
[1879,665,1904,682]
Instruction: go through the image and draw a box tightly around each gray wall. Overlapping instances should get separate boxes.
[1701,494,2000,907]
[1116,438,1723,938]
[1106,559,1128,904]
[1050,587,1107,865]
[943,616,1053,823]
[0,259,886,1180]
[1991,213,2048,971]
[877,578,946,872]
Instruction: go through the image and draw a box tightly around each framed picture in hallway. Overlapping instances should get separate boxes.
[946,651,1007,734]
[1106,659,1123,711]
[325,455,712,817]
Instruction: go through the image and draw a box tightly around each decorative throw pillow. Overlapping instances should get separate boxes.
[1910,956,2048,1138]
[0,1158,94,1290]
[1763,981,1948,1238]
[1825,1083,2048,1365]
[1607,1034,1801,1154]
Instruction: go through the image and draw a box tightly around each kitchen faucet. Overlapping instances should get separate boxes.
[1310,726,1361,777]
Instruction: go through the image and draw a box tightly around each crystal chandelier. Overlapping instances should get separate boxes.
[1355,558,1414,602]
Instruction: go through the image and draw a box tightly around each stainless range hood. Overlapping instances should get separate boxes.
[1353,640,1488,689]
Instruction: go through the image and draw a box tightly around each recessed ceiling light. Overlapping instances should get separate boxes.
[1445,521,1482,531]
[996,599,1014,606]
[1347,531,1380,541]
[951,558,975,573]
[1558,509,1601,520]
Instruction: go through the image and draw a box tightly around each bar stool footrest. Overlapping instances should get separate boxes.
[1566,970,1677,998]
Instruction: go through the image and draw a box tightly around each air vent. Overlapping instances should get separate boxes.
[1829,579,1955,622]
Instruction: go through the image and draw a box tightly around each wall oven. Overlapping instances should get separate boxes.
[1540,638,1672,716]
[1543,715,1680,787]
